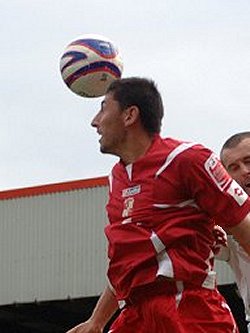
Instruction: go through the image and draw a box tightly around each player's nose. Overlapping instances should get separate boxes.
[91,113,99,128]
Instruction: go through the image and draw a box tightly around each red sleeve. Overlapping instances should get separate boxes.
[180,144,250,228]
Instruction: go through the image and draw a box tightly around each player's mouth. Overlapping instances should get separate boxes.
[97,131,104,143]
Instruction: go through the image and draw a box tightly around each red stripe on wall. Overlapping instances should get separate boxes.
[0,176,109,200]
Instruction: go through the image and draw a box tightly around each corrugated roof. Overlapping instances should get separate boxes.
[0,176,109,200]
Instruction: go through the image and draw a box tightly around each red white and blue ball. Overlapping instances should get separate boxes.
[60,34,123,98]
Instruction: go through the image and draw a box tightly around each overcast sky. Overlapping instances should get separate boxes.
[0,0,249,190]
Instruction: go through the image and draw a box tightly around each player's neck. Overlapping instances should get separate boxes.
[119,132,154,165]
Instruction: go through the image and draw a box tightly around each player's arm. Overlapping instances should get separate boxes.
[228,213,250,256]
[66,285,118,333]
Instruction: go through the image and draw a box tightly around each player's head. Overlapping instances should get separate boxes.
[91,77,164,156]
[220,132,250,195]
[106,77,164,135]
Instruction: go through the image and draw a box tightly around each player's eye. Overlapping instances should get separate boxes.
[100,101,106,112]
[228,164,239,172]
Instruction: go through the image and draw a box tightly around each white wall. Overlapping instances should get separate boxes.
[0,186,108,305]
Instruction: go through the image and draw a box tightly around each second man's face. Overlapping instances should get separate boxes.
[222,138,250,195]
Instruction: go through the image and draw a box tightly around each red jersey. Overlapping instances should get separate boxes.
[105,135,250,301]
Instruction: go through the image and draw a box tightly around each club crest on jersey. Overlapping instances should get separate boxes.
[122,197,135,218]
[227,180,248,206]
[122,185,141,197]
[204,154,231,191]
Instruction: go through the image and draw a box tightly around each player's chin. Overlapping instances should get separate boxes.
[100,144,109,154]
[100,144,114,155]
[98,137,104,152]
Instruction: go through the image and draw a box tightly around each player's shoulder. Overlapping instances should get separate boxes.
[161,136,213,160]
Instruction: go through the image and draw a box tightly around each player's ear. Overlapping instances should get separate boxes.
[123,105,140,126]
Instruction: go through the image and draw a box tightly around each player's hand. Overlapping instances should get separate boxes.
[66,319,103,333]
[213,225,228,246]
[213,225,228,255]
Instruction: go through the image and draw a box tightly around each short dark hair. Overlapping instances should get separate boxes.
[106,77,164,134]
[221,132,250,151]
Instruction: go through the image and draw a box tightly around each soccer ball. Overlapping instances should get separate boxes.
[59,34,123,98]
